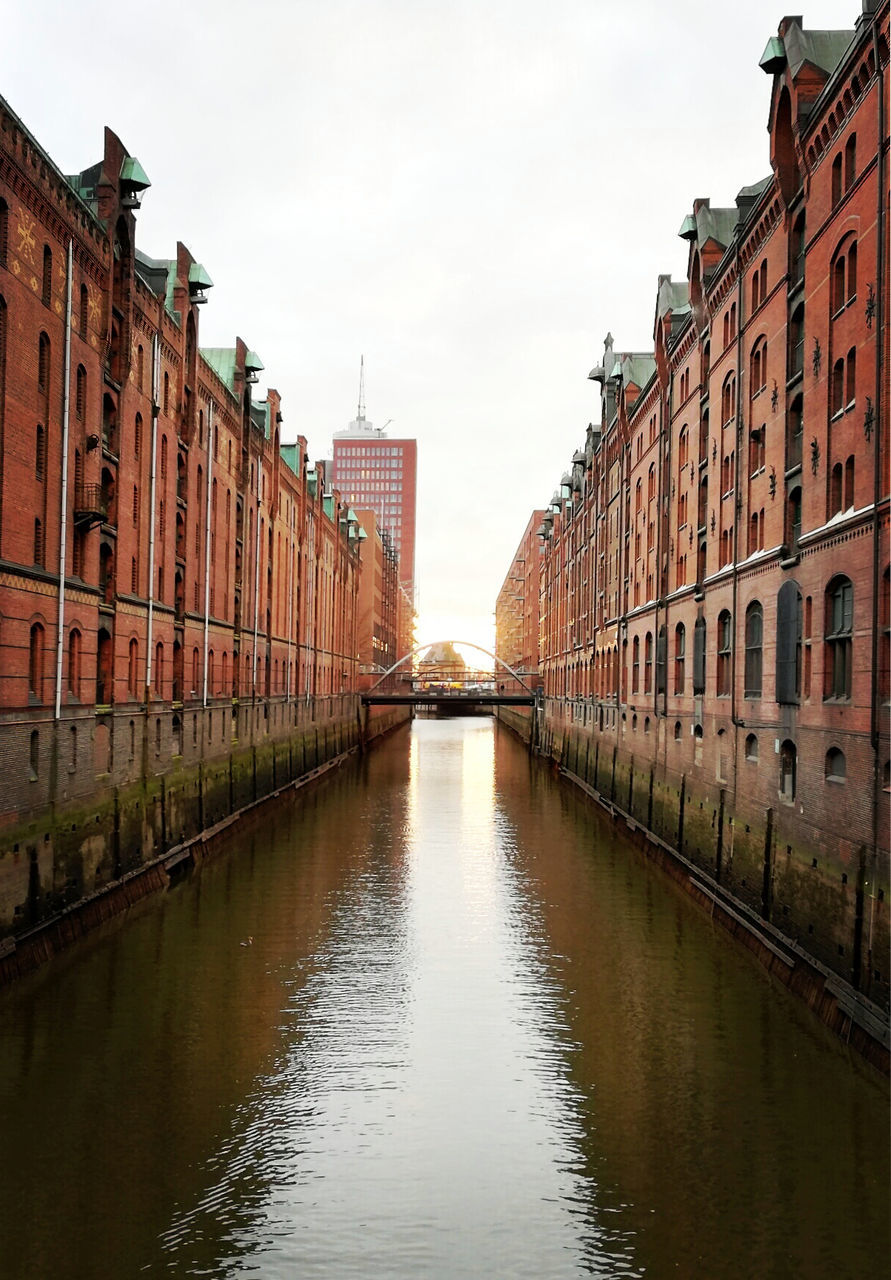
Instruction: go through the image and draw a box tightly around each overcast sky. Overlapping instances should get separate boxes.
[4,0,856,659]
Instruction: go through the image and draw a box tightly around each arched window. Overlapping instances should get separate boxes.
[35,423,46,481]
[644,632,653,692]
[789,305,805,378]
[38,332,50,393]
[831,153,843,206]
[716,610,732,696]
[128,638,139,697]
[780,740,797,801]
[844,133,856,189]
[844,453,855,508]
[721,374,736,425]
[693,616,706,695]
[192,647,199,694]
[29,622,44,700]
[825,748,847,781]
[824,575,853,700]
[68,628,82,699]
[777,581,803,704]
[678,426,688,469]
[750,337,767,395]
[786,485,802,554]
[749,425,765,476]
[632,635,640,694]
[154,641,164,697]
[647,463,655,502]
[744,602,763,697]
[674,622,686,695]
[790,212,806,286]
[831,358,845,415]
[745,733,759,762]
[42,245,52,307]
[76,365,87,421]
[97,628,113,705]
[656,626,667,695]
[830,462,844,516]
[786,394,803,469]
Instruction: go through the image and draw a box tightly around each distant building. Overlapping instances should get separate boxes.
[495,510,545,678]
[354,508,399,679]
[331,369,417,657]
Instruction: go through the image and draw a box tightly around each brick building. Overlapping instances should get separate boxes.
[495,509,545,677]
[331,392,417,658]
[505,2,889,1007]
[354,508,399,680]
[0,98,363,833]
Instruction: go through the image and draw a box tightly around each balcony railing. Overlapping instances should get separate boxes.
[74,483,107,528]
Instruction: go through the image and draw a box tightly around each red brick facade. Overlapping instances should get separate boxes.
[0,100,363,829]
[354,508,399,680]
[495,509,545,678]
[505,5,890,1004]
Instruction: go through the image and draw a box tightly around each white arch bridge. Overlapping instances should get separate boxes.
[361,641,539,708]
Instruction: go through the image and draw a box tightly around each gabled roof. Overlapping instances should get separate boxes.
[761,22,854,81]
[613,352,656,391]
[135,251,176,313]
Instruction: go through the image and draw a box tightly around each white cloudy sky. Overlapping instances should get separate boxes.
[4,0,855,657]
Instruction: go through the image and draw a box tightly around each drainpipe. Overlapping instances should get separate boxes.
[202,401,214,707]
[53,240,73,721]
[731,238,745,741]
[145,334,160,700]
[867,15,885,979]
[252,458,262,696]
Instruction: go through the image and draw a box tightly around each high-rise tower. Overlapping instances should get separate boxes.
[331,361,417,656]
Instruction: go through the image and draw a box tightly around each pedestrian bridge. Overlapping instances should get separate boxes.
[360,641,538,708]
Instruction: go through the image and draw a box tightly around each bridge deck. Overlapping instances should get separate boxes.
[362,693,534,706]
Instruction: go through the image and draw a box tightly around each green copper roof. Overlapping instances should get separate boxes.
[678,214,697,240]
[245,350,264,373]
[759,36,786,73]
[188,262,213,289]
[201,347,237,391]
[120,155,150,190]
[280,443,301,476]
[782,25,853,80]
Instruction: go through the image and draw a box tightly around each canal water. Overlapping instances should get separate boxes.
[0,718,887,1279]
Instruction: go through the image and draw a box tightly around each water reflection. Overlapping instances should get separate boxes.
[0,718,886,1280]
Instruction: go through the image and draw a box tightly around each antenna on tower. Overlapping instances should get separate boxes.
[357,355,365,421]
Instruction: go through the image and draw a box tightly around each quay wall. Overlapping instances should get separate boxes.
[498,701,889,1074]
[0,696,410,986]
